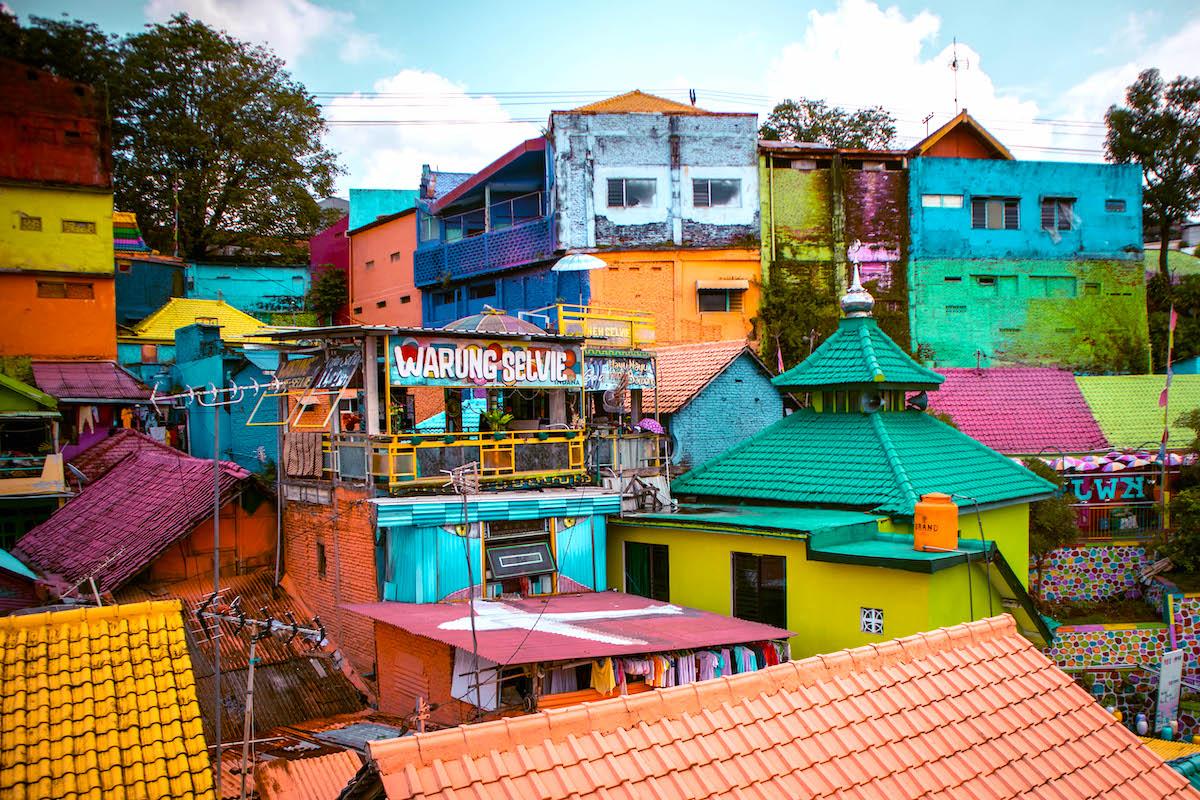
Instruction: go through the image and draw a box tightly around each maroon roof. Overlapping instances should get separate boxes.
[31,360,152,403]
[346,592,791,666]
[68,429,181,482]
[15,451,250,594]
[927,367,1110,455]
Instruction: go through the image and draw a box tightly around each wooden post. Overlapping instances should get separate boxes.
[238,637,258,800]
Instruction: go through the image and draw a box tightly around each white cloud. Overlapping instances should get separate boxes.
[322,70,541,193]
[143,0,396,66]
[765,0,1049,154]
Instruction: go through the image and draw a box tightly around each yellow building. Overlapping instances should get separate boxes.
[608,270,1055,656]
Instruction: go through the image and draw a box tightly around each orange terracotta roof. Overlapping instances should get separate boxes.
[652,340,755,413]
[364,615,1199,800]
[570,90,708,115]
[254,750,363,800]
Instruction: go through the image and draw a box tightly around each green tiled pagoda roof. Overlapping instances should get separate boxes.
[772,316,944,390]
[1077,375,1200,450]
[672,409,1055,516]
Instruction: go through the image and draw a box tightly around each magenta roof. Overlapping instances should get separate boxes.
[31,360,151,403]
[68,429,182,482]
[15,451,250,594]
[346,592,792,665]
[927,367,1110,455]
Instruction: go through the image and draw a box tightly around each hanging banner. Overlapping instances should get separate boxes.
[388,335,582,389]
[276,356,323,390]
[584,355,656,391]
[1156,649,1186,730]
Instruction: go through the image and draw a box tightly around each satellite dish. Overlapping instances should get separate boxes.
[859,391,883,414]
[906,391,929,411]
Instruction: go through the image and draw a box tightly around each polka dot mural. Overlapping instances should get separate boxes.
[1034,544,1149,603]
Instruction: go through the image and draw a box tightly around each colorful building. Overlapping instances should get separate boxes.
[309,212,350,324]
[347,207,421,326]
[759,141,910,347]
[609,272,1055,657]
[907,112,1147,370]
[0,59,116,361]
[186,260,311,322]
[113,210,185,326]
[0,372,67,546]
[0,600,216,799]
[1077,375,1200,451]
[30,359,154,458]
[343,615,1198,800]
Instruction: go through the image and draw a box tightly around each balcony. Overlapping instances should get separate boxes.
[0,454,69,499]
[324,429,587,491]
[414,191,555,287]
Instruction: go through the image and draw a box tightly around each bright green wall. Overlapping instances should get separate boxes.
[886,503,1031,588]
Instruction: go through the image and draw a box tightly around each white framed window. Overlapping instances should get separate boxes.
[419,214,439,242]
[790,159,817,171]
[607,178,656,208]
[860,607,884,635]
[692,178,741,208]
[921,194,964,208]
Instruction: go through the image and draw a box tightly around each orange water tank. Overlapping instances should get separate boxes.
[913,493,959,552]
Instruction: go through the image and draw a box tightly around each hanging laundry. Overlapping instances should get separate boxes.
[677,652,697,685]
[77,405,98,434]
[590,658,616,695]
[720,648,731,677]
[696,651,718,682]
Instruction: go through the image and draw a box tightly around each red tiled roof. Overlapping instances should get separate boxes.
[365,615,1199,800]
[31,360,152,402]
[651,340,754,413]
[15,451,250,594]
[254,750,363,800]
[927,367,1110,455]
[68,428,182,482]
[347,592,791,665]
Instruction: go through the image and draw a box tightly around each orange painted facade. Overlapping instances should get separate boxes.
[147,497,275,584]
[587,248,760,345]
[348,210,421,326]
[0,272,116,359]
[921,126,996,159]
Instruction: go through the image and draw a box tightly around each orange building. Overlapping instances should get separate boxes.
[348,208,421,326]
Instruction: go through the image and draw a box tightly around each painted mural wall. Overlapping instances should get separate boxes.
[908,157,1146,369]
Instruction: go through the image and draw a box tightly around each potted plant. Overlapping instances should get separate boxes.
[481,408,513,439]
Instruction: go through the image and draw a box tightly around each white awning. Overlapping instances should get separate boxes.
[696,279,750,291]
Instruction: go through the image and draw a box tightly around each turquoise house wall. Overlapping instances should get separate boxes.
[556,516,606,592]
[670,354,785,471]
[380,525,479,603]
[187,262,310,320]
[908,158,1146,369]
[348,188,419,231]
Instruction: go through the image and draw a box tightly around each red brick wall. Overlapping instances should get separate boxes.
[282,483,378,675]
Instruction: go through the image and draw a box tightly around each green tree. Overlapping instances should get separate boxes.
[2,12,339,260]
[307,268,348,324]
[760,99,896,149]
[1148,273,1200,372]
[1021,458,1081,601]
[1105,69,1200,277]
[755,269,840,371]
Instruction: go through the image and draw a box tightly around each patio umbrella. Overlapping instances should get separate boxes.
[1075,461,1100,472]
[1126,457,1153,468]
[552,254,607,306]
[1100,461,1127,472]
[635,417,665,434]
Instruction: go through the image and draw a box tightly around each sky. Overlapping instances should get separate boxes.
[11,0,1200,195]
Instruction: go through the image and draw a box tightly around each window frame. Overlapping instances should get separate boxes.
[606,178,657,209]
[692,178,742,208]
[697,288,745,313]
[1105,199,1127,213]
[1040,197,1075,232]
[624,541,670,602]
[731,552,787,629]
[970,197,1020,230]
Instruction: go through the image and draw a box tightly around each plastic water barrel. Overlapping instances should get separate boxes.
[913,492,959,552]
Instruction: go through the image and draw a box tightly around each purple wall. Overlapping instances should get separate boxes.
[309,215,350,324]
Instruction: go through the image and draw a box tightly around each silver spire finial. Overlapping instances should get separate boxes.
[841,261,875,318]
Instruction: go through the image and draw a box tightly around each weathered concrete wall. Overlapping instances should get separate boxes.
[552,112,760,251]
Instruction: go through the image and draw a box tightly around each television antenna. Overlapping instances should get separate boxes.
[950,38,969,113]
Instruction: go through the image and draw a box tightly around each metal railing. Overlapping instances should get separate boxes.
[442,191,545,241]
[588,432,666,474]
[1072,502,1162,542]
[0,454,48,479]
[324,428,586,489]
[552,304,657,348]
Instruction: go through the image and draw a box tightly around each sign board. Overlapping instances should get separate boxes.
[276,356,322,390]
[388,335,582,389]
[584,354,656,391]
[559,309,655,348]
[1068,473,1152,504]
[1156,648,1186,730]
[313,351,362,391]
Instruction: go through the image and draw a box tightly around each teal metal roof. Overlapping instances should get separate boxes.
[672,409,1055,517]
[773,316,944,391]
[626,505,881,537]
[0,549,37,581]
[372,490,621,528]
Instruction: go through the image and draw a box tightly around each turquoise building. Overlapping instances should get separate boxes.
[186,262,310,321]
[907,114,1146,372]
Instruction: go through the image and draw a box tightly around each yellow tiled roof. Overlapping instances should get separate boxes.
[124,297,270,344]
[0,600,216,800]
[1141,736,1200,762]
[570,90,707,114]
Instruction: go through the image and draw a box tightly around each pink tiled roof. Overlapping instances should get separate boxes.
[15,451,250,594]
[927,367,1110,455]
[652,340,755,413]
[68,429,181,482]
[365,615,1199,800]
[31,360,151,402]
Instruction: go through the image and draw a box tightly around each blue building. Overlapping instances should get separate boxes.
[906,113,1146,370]
[652,340,790,471]
[348,187,420,231]
[113,211,186,326]
[187,262,310,321]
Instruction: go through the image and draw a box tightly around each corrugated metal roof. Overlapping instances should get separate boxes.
[255,750,363,800]
[31,360,151,401]
[346,592,791,666]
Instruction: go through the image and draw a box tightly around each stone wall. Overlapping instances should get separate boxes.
[1034,544,1150,602]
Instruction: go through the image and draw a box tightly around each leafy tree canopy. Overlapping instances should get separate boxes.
[307,268,348,324]
[2,11,340,260]
[1021,458,1080,600]
[1105,69,1200,277]
[760,98,897,149]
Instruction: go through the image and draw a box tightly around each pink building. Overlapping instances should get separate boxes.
[309,214,350,324]
[348,208,420,327]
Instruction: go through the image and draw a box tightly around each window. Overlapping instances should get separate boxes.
[860,161,886,172]
[971,197,1019,230]
[61,219,96,234]
[1041,197,1075,231]
[945,305,967,314]
[37,281,93,299]
[921,194,964,208]
[19,215,41,231]
[400,295,412,304]
[790,159,817,171]
[486,542,556,579]
[140,344,158,363]
[698,288,744,312]
[419,214,439,242]
[390,251,401,263]
[732,553,786,629]
[943,276,963,283]
[607,178,656,208]
[1084,282,1101,296]
[975,275,996,287]
[365,259,375,270]
[432,290,455,309]
[692,179,741,208]
[117,261,132,273]
[468,282,496,301]
[860,607,884,635]
[1105,199,1127,213]
[316,542,327,578]
[625,542,669,601]
[376,300,387,308]
[353,306,363,315]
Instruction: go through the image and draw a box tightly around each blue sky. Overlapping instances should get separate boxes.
[11,0,1200,193]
